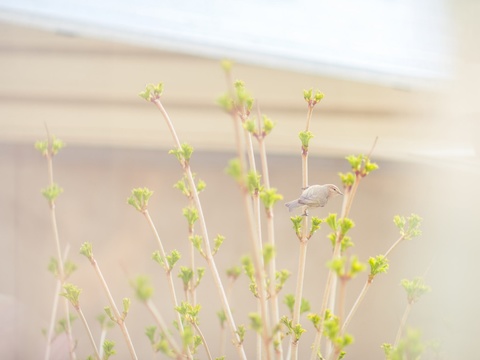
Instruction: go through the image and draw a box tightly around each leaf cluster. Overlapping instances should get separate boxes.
[35,135,65,157]
[127,187,153,213]
[394,214,422,240]
[139,83,164,101]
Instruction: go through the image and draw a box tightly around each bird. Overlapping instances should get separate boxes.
[285,184,343,215]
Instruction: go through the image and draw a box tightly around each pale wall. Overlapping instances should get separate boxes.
[1,141,478,359]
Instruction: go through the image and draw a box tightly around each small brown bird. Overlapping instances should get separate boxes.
[285,184,343,215]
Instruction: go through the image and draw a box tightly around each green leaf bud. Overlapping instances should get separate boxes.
[196,178,206,192]
[300,298,311,315]
[338,172,355,188]
[225,158,242,182]
[42,183,63,203]
[35,136,65,157]
[314,91,325,102]
[34,140,49,156]
[303,89,313,102]
[284,294,295,315]
[262,115,275,135]
[346,154,378,177]
[368,255,389,278]
[132,276,154,301]
[127,187,153,213]
[190,235,204,257]
[166,249,181,269]
[243,119,256,134]
[217,93,234,112]
[247,170,262,195]
[196,267,205,285]
[217,310,227,327]
[102,339,116,359]
[79,242,94,261]
[241,256,255,282]
[299,130,314,149]
[152,250,164,267]
[220,59,233,71]
[307,313,321,330]
[169,143,194,165]
[260,188,283,209]
[60,283,81,308]
[349,256,366,277]
[394,213,422,240]
[263,244,275,265]
[139,83,163,101]
[275,269,290,293]
[183,206,199,228]
[401,277,431,304]
[104,306,115,322]
[213,234,225,255]
[309,216,323,238]
[290,216,303,238]
[122,297,131,318]
[249,312,262,333]
[48,257,59,277]
[64,260,77,279]
[145,326,157,344]
[178,267,193,289]
[226,265,242,280]
[236,325,246,343]
[325,213,338,231]
[339,218,355,236]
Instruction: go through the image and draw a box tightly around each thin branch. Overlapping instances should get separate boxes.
[341,279,370,333]
[291,101,315,359]
[45,244,71,360]
[311,137,378,359]
[394,302,413,347]
[143,209,189,356]
[89,258,138,360]
[256,104,282,359]
[42,127,76,360]
[192,322,214,360]
[145,299,182,357]
[152,98,247,359]
[76,307,101,360]
[384,235,405,259]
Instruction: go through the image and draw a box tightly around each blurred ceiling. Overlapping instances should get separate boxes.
[0,0,478,170]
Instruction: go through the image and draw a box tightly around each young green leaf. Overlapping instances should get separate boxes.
[127,187,153,213]
[139,83,163,101]
[131,276,154,301]
[102,340,116,359]
[290,216,303,238]
[263,244,275,265]
[309,216,323,238]
[368,255,389,279]
[79,242,94,261]
[122,298,131,318]
[275,269,291,293]
[299,131,314,149]
[213,234,225,255]
[225,158,242,183]
[394,214,422,240]
[249,312,262,333]
[401,277,431,304]
[42,183,63,203]
[60,283,81,309]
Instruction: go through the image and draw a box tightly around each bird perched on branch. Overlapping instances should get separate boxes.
[285,184,343,215]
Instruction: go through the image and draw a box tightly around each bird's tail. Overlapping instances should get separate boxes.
[285,200,300,212]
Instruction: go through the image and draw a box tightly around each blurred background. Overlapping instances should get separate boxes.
[1,0,479,359]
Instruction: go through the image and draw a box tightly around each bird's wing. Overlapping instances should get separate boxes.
[299,185,323,207]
